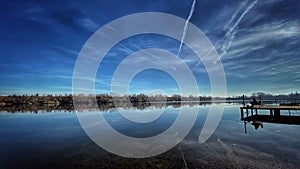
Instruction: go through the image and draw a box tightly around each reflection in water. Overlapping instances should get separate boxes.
[0,101,238,113]
[0,103,299,169]
[251,121,264,130]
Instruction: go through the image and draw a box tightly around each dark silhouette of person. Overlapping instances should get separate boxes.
[250,98,258,107]
[251,121,263,130]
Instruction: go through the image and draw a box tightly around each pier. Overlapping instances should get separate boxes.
[241,105,300,119]
[240,104,300,133]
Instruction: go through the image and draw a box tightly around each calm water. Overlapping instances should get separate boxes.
[0,103,299,169]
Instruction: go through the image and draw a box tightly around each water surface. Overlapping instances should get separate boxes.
[0,103,299,169]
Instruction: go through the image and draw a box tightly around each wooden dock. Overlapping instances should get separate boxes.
[240,105,300,123]
[240,104,300,133]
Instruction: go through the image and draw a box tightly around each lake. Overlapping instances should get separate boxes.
[0,103,299,169]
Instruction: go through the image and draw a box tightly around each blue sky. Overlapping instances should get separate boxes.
[0,0,299,96]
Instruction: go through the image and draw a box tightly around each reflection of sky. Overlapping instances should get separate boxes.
[0,0,299,95]
[104,109,178,138]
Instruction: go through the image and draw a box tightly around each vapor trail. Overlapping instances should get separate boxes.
[220,0,258,58]
[224,1,245,31]
[193,0,258,69]
[177,0,196,57]
[227,0,258,36]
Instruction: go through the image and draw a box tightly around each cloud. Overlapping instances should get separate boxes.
[223,20,299,61]
[25,6,99,33]
[232,21,299,49]
[75,18,99,32]
[45,43,79,55]
[215,1,300,94]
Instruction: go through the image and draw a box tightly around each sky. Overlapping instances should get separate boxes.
[0,0,299,96]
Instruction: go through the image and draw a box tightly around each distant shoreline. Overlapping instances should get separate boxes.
[0,93,299,113]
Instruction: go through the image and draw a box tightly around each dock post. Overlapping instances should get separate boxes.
[270,109,273,116]
[244,121,247,134]
[241,108,244,119]
[274,109,280,117]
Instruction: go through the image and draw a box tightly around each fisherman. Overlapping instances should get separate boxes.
[250,98,258,107]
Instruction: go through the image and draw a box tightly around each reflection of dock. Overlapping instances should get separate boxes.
[240,105,300,132]
[242,114,300,125]
[240,105,300,120]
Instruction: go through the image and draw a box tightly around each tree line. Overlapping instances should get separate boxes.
[0,92,299,108]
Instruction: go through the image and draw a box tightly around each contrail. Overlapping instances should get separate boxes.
[227,0,258,36]
[177,0,197,57]
[193,0,258,68]
[220,30,237,58]
[219,0,258,59]
[224,1,245,31]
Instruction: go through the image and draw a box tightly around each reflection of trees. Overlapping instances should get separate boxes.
[0,101,228,113]
[0,93,229,113]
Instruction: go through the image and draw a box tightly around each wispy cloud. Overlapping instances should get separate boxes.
[75,18,99,32]
[1,0,299,95]
[224,20,299,60]
[44,43,79,55]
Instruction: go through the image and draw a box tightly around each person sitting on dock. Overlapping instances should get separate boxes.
[250,98,259,107]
